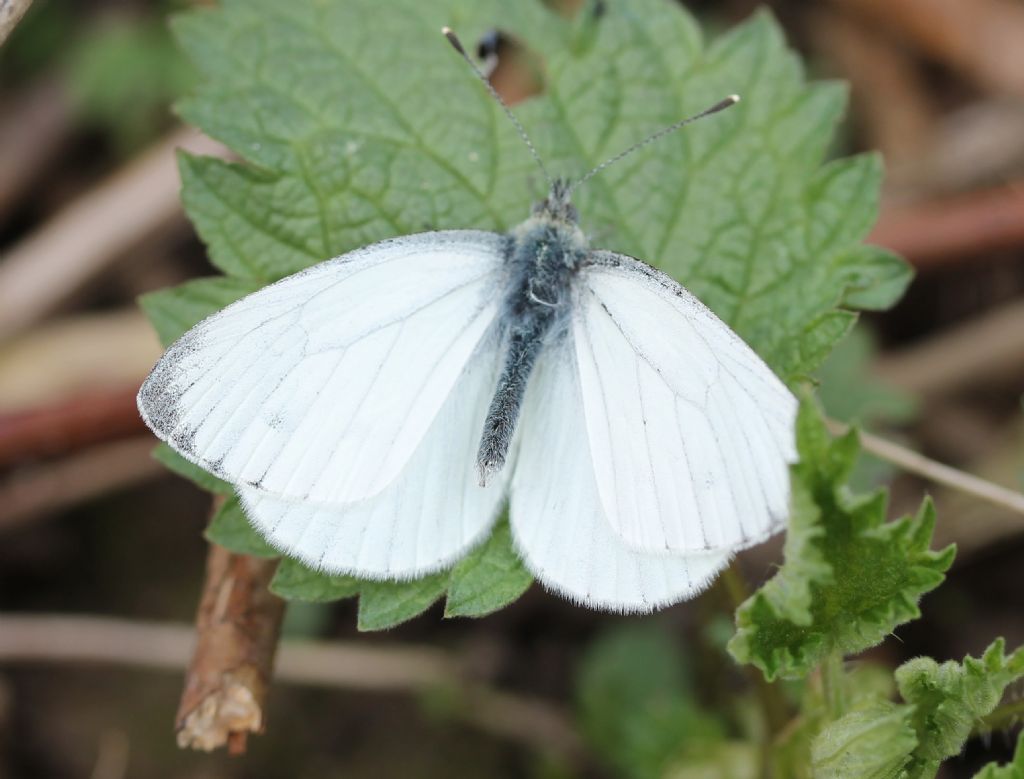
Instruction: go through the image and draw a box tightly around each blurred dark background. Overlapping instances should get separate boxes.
[1,0,1023,777]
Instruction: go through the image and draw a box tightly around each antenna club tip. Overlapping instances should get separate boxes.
[442,26,467,56]
[729,94,741,103]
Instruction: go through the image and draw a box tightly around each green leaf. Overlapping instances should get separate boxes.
[151,443,232,495]
[171,0,901,382]
[973,732,1024,779]
[576,625,724,779]
[270,558,360,603]
[149,0,909,621]
[177,154,325,281]
[138,275,262,347]
[897,639,1024,778]
[357,572,450,631]
[767,661,902,778]
[835,244,913,311]
[728,400,956,680]
[810,701,917,779]
[444,517,533,618]
[799,643,1024,779]
[204,494,278,558]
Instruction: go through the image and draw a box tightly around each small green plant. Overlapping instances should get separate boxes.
[572,406,1024,778]
[141,1,1023,774]
[728,401,954,682]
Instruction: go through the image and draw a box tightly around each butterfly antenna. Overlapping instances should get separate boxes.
[443,27,554,189]
[567,94,740,196]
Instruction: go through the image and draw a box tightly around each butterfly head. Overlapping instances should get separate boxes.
[532,179,578,225]
[514,178,587,254]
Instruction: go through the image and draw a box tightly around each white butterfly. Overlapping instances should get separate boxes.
[138,31,797,613]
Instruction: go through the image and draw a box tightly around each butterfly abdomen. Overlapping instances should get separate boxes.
[476,214,588,485]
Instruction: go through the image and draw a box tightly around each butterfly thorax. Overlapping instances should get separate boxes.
[476,181,589,486]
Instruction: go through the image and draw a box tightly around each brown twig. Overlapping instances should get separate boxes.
[0,436,164,533]
[833,0,1024,96]
[176,526,285,753]
[0,0,33,46]
[0,613,582,759]
[872,297,1024,396]
[0,127,228,343]
[870,182,1024,268]
[0,385,145,468]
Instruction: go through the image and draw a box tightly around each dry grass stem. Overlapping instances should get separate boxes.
[0,613,582,759]
[828,419,1024,516]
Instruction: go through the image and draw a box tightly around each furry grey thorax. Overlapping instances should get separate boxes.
[476,180,590,485]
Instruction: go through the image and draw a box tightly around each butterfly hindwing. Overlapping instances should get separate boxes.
[237,335,509,579]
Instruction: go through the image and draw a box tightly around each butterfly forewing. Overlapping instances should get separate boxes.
[138,230,507,504]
